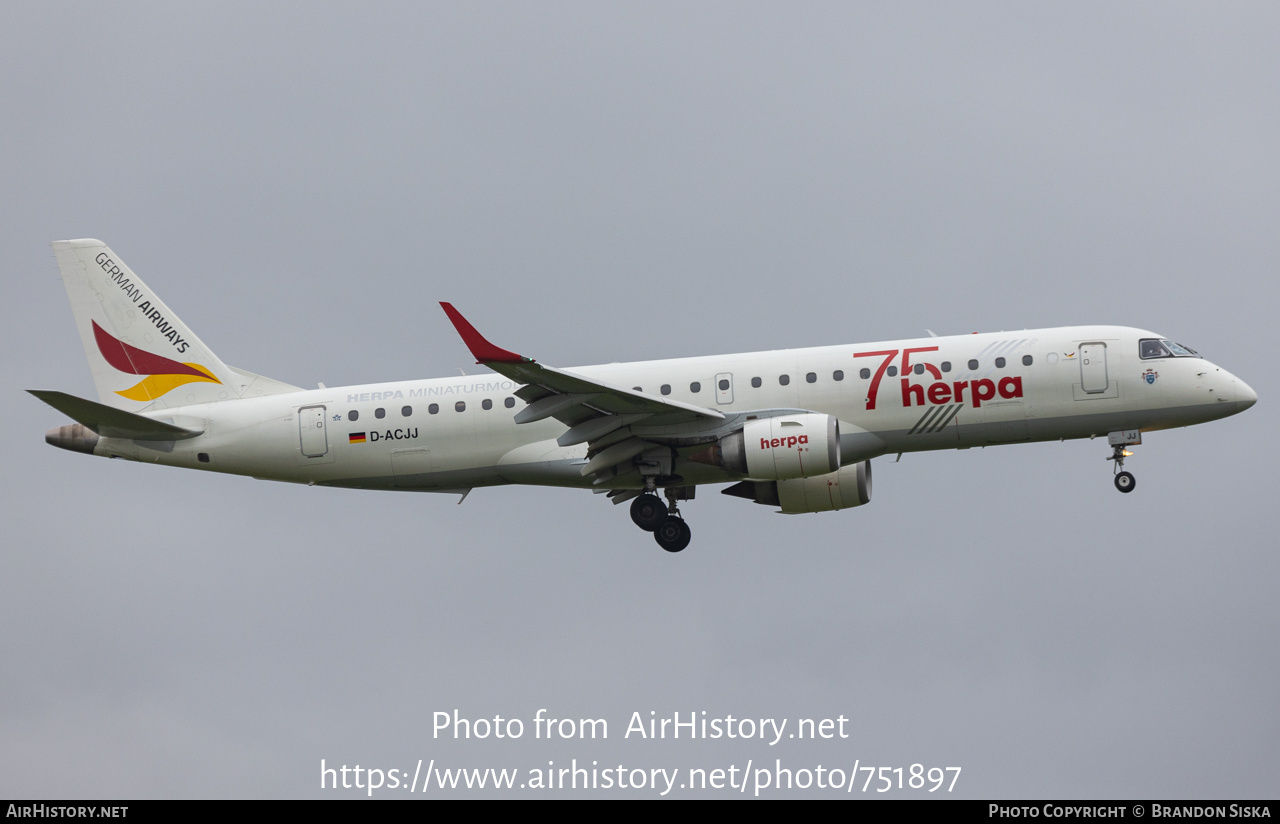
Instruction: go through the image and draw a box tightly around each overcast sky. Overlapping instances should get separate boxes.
[3,2,1277,798]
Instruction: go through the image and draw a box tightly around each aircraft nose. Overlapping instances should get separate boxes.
[1236,377,1258,411]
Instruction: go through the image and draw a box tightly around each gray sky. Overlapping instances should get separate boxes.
[3,2,1277,798]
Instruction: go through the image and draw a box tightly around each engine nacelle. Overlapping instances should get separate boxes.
[692,413,840,480]
[722,460,872,514]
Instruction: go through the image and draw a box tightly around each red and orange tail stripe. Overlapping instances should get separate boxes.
[93,320,221,400]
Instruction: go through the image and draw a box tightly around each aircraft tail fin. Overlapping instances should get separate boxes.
[50,239,300,409]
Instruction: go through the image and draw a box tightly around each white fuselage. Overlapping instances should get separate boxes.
[83,325,1254,495]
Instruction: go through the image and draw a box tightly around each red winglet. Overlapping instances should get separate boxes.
[439,303,528,364]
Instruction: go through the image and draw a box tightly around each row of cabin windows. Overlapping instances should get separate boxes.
[349,355,1040,417]
[347,396,517,421]
[857,355,1032,379]
[631,355,1035,394]
[639,373,849,394]
[647,378,741,395]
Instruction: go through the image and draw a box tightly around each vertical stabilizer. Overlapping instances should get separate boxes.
[51,239,297,410]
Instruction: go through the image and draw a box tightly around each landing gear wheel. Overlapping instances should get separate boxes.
[630,494,668,532]
[653,516,692,553]
[1114,471,1136,493]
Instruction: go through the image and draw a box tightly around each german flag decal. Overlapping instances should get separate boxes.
[349,433,367,444]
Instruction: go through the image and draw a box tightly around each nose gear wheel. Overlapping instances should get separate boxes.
[1107,444,1137,494]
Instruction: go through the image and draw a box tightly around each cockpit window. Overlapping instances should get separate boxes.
[1140,338,1199,359]
[1140,339,1171,359]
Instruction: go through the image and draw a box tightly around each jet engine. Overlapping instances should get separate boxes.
[689,413,840,480]
[722,460,872,514]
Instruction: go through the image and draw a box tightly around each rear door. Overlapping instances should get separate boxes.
[298,405,329,457]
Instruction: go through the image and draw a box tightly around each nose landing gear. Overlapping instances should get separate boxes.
[1106,430,1141,494]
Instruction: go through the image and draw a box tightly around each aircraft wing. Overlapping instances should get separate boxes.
[440,303,724,429]
[441,303,725,486]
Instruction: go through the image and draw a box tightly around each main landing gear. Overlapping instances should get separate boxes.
[629,486,692,553]
[1106,430,1141,494]
[629,494,667,531]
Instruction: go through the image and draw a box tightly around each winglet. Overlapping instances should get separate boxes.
[439,303,530,364]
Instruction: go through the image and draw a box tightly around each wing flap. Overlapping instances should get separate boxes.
[581,437,651,477]
[557,413,651,447]
[514,393,600,425]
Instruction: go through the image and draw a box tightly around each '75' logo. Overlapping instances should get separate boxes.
[854,347,1023,411]
[854,347,939,410]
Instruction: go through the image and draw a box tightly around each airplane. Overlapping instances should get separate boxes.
[32,239,1257,553]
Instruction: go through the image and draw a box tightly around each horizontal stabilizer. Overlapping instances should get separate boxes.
[28,390,203,440]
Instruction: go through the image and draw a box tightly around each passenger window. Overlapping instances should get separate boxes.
[751,377,762,388]
[718,379,730,391]
[995,357,1006,368]
[661,384,671,396]
[348,410,359,422]
[913,364,924,375]
[887,366,898,377]
[375,407,386,419]
[633,386,642,392]
[779,374,790,386]
[968,359,979,370]
[859,368,871,380]
[401,406,412,417]
[833,370,844,381]
[690,382,701,393]
[505,397,516,408]
[941,361,951,373]
[482,399,492,410]
[1022,355,1033,366]
[806,372,817,383]
[455,401,466,412]
[429,403,439,415]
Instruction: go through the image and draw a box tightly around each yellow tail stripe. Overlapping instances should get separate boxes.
[116,369,220,401]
